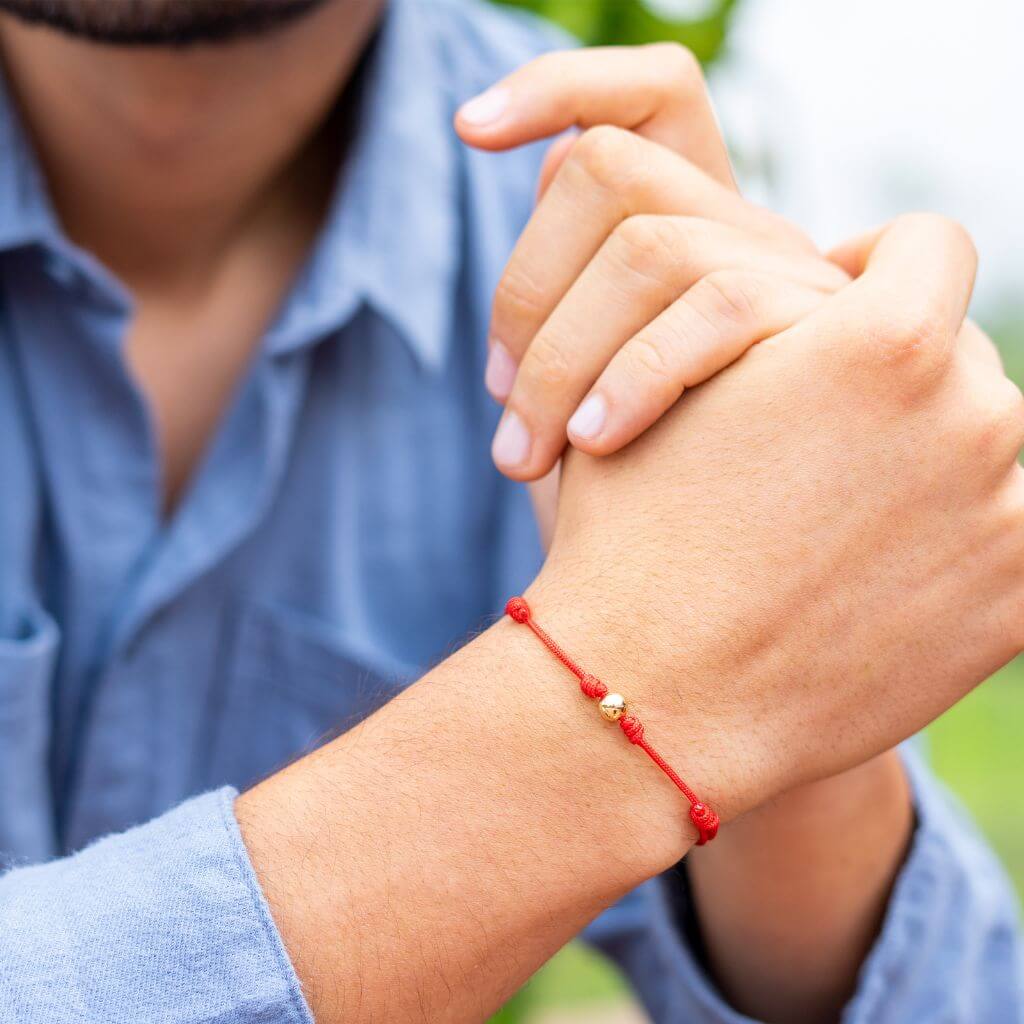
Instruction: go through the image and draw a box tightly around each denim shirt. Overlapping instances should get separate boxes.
[0,1,1020,1021]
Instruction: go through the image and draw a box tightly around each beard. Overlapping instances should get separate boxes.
[0,0,332,46]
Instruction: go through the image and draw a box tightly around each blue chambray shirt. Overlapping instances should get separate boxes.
[0,1,1021,1021]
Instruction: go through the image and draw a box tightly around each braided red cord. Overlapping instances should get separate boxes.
[505,597,719,845]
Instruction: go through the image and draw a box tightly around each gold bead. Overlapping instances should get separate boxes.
[599,693,627,721]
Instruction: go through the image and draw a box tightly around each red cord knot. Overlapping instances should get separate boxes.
[619,714,645,745]
[579,673,608,700]
[690,802,720,846]
[505,597,531,624]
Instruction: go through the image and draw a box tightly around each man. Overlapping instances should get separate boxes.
[0,1,1020,1023]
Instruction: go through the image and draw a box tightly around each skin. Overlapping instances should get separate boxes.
[0,0,381,507]
[1,8,1018,1024]
[238,211,1024,1024]
[456,46,841,476]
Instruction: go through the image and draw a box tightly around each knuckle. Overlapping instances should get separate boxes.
[493,262,548,323]
[1014,608,1024,657]
[1002,476,1024,646]
[897,211,975,256]
[846,304,954,400]
[570,124,637,192]
[1011,592,1024,654]
[1006,469,1024,534]
[1010,586,1024,653]
[625,332,677,391]
[696,270,763,326]
[888,300,948,355]
[867,301,952,387]
[611,214,686,285]
[943,217,977,263]
[649,41,703,90]
[895,212,979,277]
[975,376,1024,461]
[998,374,1024,425]
[520,333,571,392]
[755,208,820,256]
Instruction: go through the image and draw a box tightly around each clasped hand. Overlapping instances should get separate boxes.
[458,45,1024,822]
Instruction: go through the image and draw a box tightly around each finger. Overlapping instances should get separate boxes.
[488,127,810,389]
[456,45,735,187]
[826,224,887,278]
[567,273,825,455]
[789,213,978,387]
[535,132,577,202]
[955,345,1024,477]
[491,217,847,477]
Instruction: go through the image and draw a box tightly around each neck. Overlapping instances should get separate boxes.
[0,0,382,289]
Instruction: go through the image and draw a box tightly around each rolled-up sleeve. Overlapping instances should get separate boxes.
[0,787,312,1024]
[584,749,1024,1023]
[2,757,1020,1024]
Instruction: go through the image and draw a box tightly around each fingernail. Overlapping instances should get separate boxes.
[492,410,531,468]
[458,86,509,127]
[568,394,607,441]
[484,340,517,402]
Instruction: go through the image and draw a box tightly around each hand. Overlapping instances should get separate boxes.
[456,47,847,480]
[531,213,1024,820]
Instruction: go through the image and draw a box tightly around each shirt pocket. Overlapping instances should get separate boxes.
[0,605,59,863]
[206,600,419,793]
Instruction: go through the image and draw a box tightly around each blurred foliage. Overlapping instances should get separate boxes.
[930,657,1024,898]
[492,0,741,62]
[489,942,628,1022]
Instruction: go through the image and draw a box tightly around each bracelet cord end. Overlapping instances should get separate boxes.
[690,802,720,845]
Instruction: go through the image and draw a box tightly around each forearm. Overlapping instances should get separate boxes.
[687,750,913,1023]
[236,589,696,1024]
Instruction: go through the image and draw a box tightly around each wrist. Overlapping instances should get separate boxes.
[238,614,697,1023]
[527,559,783,828]
[521,570,725,853]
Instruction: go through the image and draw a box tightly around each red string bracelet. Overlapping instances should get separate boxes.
[505,596,719,845]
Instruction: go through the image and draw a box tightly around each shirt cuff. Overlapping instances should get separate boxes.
[0,787,313,1024]
[636,747,1022,1024]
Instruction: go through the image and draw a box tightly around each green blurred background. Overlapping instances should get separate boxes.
[485,1,1024,1021]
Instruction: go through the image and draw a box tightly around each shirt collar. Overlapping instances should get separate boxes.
[265,0,461,372]
[0,0,462,373]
